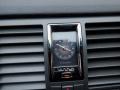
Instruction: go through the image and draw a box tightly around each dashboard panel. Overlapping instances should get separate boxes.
[0,0,120,15]
[0,1,120,89]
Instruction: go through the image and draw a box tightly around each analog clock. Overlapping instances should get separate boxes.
[53,40,76,60]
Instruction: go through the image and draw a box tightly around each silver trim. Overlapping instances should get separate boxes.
[77,23,83,76]
[47,24,54,78]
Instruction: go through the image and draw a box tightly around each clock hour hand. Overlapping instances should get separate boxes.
[56,44,71,52]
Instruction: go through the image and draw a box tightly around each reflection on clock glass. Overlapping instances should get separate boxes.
[53,40,75,60]
[52,32,76,42]
[52,31,78,67]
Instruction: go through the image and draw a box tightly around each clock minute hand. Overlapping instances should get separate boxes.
[56,44,71,52]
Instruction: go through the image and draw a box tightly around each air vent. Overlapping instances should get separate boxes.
[0,25,45,90]
[86,22,120,90]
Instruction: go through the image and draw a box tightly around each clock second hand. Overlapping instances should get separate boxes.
[56,44,72,52]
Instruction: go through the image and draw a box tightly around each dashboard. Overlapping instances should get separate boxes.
[0,0,120,15]
[0,0,120,90]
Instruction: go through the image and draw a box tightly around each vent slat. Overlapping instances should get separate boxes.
[0,54,44,65]
[89,68,120,78]
[0,64,45,75]
[89,76,120,86]
[0,29,43,35]
[89,84,120,90]
[88,59,120,69]
[88,57,120,69]
[0,35,43,45]
[88,50,120,59]
[87,33,120,40]
[86,27,120,32]
[1,83,46,90]
[86,22,120,89]
[87,42,120,50]
[0,45,43,55]
[0,74,45,84]
[0,25,45,90]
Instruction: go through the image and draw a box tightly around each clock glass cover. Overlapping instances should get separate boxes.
[52,31,78,67]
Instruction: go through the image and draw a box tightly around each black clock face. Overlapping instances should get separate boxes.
[53,40,76,60]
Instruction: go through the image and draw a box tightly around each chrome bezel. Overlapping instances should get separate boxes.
[47,23,83,80]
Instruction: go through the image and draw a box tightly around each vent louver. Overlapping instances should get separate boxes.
[0,25,45,90]
[86,22,120,90]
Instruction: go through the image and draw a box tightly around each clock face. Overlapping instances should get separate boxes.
[53,40,76,60]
